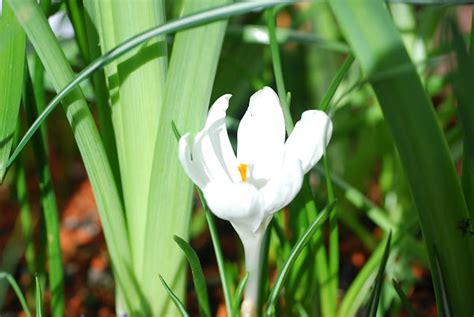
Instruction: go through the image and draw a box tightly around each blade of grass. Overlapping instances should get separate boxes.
[23,60,64,317]
[174,235,211,317]
[264,202,335,316]
[35,275,44,317]
[392,279,416,317]
[431,246,452,317]
[329,2,474,315]
[232,273,249,317]
[0,2,26,181]
[0,272,31,317]
[7,1,289,167]
[159,275,190,317]
[7,0,145,312]
[65,0,90,62]
[450,19,474,218]
[266,7,293,133]
[319,53,355,112]
[365,232,392,317]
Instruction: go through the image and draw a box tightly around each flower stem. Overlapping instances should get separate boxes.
[240,228,266,317]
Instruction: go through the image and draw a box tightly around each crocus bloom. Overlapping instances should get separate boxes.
[178,87,332,316]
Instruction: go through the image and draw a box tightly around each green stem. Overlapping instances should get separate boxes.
[23,61,64,317]
[266,7,294,134]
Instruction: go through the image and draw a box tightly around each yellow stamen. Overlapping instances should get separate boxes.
[238,163,248,182]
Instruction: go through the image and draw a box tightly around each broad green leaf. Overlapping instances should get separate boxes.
[0,2,25,180]
[329,1,474,315]
[141,0,233,315]
[174,235,211,317]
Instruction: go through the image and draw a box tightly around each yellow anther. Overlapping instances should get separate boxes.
[238,164,248,182]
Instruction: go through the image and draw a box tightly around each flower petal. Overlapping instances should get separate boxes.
[193,94,240,183]
[203,182,265,233]
[285,110,332,174]
[237,87,285,185]
[260,152,304,215]
[178,133,209,189]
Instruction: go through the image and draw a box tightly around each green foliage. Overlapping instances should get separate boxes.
[0,2,25,180]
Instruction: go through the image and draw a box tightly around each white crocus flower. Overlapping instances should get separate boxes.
[178,87,332,316]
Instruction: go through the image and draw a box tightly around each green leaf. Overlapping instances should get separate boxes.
[392,279,416,317]
[365,232,392,317]
[7,0,145,312]
[0,272,31,317]
[141,0,238,315]
[232,273,249,317]
[159,275,190,317]
[450,19,474,218]
[35,275,44,317]
[174,235,211,317]
[329,1,474,315]
[0,2,25,181]
[7,1,288,167]
[319,53,355,112]
[264,201,335,316]
[23,59,64,317]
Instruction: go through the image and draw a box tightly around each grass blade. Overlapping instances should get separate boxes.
[159,275,190,317]
[450,19,474,218]
[232,273,249,317]
[23,61,64,317]
[174,235,211,317]
[392,279,416,317]
[0,272,31,317]
[329,1,474,315]
[35,275,44,317]
[0,2,26,180]
[365,232,392,317]
[264,201,335,316]
[319,53,355,112]
[431,247,452,317]
[7,1,289,167]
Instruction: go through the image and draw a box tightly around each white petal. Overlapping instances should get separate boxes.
[203,182,265,233]
[260,152,304,215]
[285,110,332,174]
[193,95,240,183]
[178,134,209,189]
[237,87,285,184]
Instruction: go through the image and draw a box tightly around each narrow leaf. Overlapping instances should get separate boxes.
[450,19,474,217]
[392,279,416,317]
[0,2,26,180]
[35,275,44,317]
[0,272,31,317]
[174,235,211,317]
[159,275,190,317]
[264,201,336,316]
[365,232,392,317]
[232,273,249,317]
